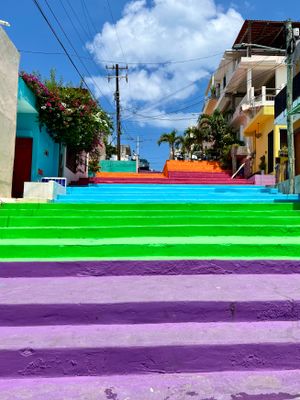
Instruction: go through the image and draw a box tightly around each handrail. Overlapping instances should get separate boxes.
[231,163,246,179]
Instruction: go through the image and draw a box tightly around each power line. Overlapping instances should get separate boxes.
[32,0,96,100]
[42,0,114,111]
[58,0,116,109]
[81,0,93,37]
[65,0,91,39]
[105,0,127,62]
[18,49,224,66]
[81,0,99,36]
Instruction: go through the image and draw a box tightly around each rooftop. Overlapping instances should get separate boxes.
[233,20,300,50]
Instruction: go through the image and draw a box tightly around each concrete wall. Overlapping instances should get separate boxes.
[278,175,300,194]
[0,27,20,197]
[23,180,66,200]
[16,108,60,182]
[100,160,136,173]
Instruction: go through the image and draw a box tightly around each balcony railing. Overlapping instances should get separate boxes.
[275,71,300,118]
[231,86,276,123]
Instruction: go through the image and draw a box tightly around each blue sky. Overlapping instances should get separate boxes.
[1,0,300,170]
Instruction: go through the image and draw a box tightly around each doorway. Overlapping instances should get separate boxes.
[268,131,274,174]
[12,137,33,198]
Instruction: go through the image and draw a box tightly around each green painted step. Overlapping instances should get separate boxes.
[0,236,300,260]
[1,215,300,228]
[1,225,300,239]
[1,209,300,217]
[1,203,299,211]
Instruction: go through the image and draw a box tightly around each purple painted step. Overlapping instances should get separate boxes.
[0,321,300,377]
[1,260,300,278]
[1,371,300,399]
[1,275,300,325]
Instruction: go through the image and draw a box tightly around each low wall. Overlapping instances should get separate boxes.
[277,175,300,194]
[23,181,66,200]
[100,160,136,173]
[248,174,276,186]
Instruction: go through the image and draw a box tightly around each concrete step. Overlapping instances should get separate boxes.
[1,259,300,278]
[2,215,300,228]
[3,225,300,239]
[2,202,297,211]
[0,321,300,377]
[1,236,300,259]
[88,178,253,184]
[2,208,299,217]
[1,370,300,399]
[0,274,300,325]
[56,198,298,204]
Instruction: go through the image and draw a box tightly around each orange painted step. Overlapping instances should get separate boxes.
[163,161,227,176]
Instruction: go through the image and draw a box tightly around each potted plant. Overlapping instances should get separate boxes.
[279,146,288,157]
[259,155,267,174]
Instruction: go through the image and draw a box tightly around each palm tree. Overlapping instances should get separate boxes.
[197,109,236,159]
[157,130,182,160]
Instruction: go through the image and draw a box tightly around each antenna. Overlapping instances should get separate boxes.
[0,19,11,27]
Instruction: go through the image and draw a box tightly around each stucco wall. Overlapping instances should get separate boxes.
[16,113,60,182]
[0,27,20,197]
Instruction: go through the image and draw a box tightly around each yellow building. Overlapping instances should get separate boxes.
[243,105,287,173]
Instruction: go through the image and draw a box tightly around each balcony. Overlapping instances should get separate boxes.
[231,86,276,125]
[275,71,300,118]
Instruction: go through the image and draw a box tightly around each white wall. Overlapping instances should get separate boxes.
[275,65,287,93]
[0,27,20,197]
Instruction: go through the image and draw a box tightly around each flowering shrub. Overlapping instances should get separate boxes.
[20,72,113,154]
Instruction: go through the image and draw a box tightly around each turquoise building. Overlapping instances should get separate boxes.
[12,77,60,197]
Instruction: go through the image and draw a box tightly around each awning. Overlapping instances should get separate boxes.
[291,103,300,115]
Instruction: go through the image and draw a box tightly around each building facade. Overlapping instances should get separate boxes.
[275,40,300,176]
[203,20,300,175]
[12,77,88,197]
[0,26,20,197]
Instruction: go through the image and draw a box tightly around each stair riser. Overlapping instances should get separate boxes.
[2,203,295,210]
[0,344,299,377]
[1,260,300,278]
[89,180,252,185]
[0,301,299,326]
[3,217,300,227]
[3,226,300,239]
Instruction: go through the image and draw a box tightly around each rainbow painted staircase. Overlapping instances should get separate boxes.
[1,184,300,398]
[78,160,253,185]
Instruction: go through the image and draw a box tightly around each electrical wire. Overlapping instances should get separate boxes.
[18,49,224,66]
[58,0,115,107]
[42,0,114,111]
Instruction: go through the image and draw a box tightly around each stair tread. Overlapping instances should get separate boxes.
[1,274,300,304]
[1,370,300,399]
[0,274,300,304]
[0,321,300,349]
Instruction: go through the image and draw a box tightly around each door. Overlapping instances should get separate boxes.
[12,138,33,198]
[295,130,300,176]
[268,131,274,174]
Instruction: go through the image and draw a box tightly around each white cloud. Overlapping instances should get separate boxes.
[86,0,244,128]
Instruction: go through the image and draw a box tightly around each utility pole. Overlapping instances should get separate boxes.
[136,135,140,173]
[106,64,128,160]
[286,20,295,194]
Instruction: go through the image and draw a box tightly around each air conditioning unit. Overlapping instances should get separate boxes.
[41,177,67,187]
[293,28,300,38]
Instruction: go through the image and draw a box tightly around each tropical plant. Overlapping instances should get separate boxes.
[157,129,182,160]
[197,109,239,166]
[20,71,113,173]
